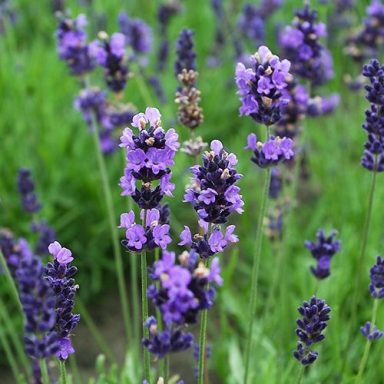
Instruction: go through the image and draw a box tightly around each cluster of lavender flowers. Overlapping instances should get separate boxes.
[17,169,56,255]
[235,46,292,126]
[90,32,129,93]
[360,257,384,340]
[306,94,340,117]
[346,0,384,64]
[144,250,222,356]
[293,296,331,365]
[279,5,334,87]
[119,108,178,250]
[305,229,341,279]
[361,59,384,172]
[56,13,95,76]
[74,87,136,155]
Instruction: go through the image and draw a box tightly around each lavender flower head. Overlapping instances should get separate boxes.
[305,229,341,279]
[118,13,152,55]
[307,94,340,117]
[184,140,244,224]
[237,4,265,44]
[361,59,384,172]
[246,134,294,168]
[235,46,292,126]
[279,5,332,86]
[56,13,95,76]
[360,321,384,341]
[119,107,179,209]
[293,296,331,365]
[90,32,129,93]
[175,29,196,76]
[369,256,384,298]
[46,241,80,360]
[17,168,42,214]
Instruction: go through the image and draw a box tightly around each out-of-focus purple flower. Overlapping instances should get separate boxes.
[46,241,80,360]
[193,342,212,378]
[237,4,265,44]
[119,108,179,209]
[90,32,129,93]
[360,321,384,341]
[56,13,95,76]
[293,296,331,365]
[174,29,196,76]
[305,229,341,279]
[118,13,152,55]
[279,5,333,86]
[257,0,283,19]
[184,140,244,224]
[369,256,384,298]
[361,59,384,172]
[235,46,292,126]
[31,221,56,255]
[246,134,294,168]
[17,168,42,214]
[269,167,283,199]
[307,94,340,117]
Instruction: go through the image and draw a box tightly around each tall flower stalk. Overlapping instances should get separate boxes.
[235,46,294,383]
[119,107,179,382]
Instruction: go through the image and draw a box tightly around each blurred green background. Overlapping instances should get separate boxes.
[1,0,383,383]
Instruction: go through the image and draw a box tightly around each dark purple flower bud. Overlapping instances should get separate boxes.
[360,321,384,341]
[369,256,384,298]
[235,46,292,126]
[293,296,331,365]
[17,168,42,214]
[305,229,341,279]
[174,29,196,76]
[157,1,181,35]
[56,13,95,76]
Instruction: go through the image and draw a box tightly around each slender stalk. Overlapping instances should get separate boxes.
[0,322,20,382]
[0,299,30,374]
[76,299,116,362]
[198,258,210,384]
[91,115,132,344]
[60,360,68,384]
[243,167,272,384]
[0,251,23,312]
[69,354,82,384]
[356,299,380,383]
[39,359,50,384]
[297,366,305,384]
[141,210,150,382]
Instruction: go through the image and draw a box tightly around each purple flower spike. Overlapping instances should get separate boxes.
[360,321,384,341]
[17,168,42,214]
[293,296,331,365]
[235,46,292,126]
[369,256,384,299]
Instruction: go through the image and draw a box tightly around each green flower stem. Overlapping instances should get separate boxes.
[243,166,272,384]
[69,354,82,384]
[39,359,50,384]
[91,115,132,345]
[0,299,30,375]
[76,299,116,362]
[0,251,23,313]
[60,360,68,384]
[198,258,211,384]
[356,299,380,383]
[0,315,20,382]
[141,211,150,382]
[297,365,305,384]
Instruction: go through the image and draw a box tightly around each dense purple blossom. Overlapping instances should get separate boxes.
[279,5,333,86]
[119,107,179,209]
[46,241,80,360]
[90,32,128,93]
[369,256,384,298]
[293,297,331,365]
[361,59,384,172]
[246,134,294,168]
[184,140,244,224]
[175,29,196,76]
[235,46,292,126]
[360,321,384,341]
[119,209,172,252]
[56,13,94,76]
[17,168,41,214]
[118,13,152,55]
[305,229,341,279]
